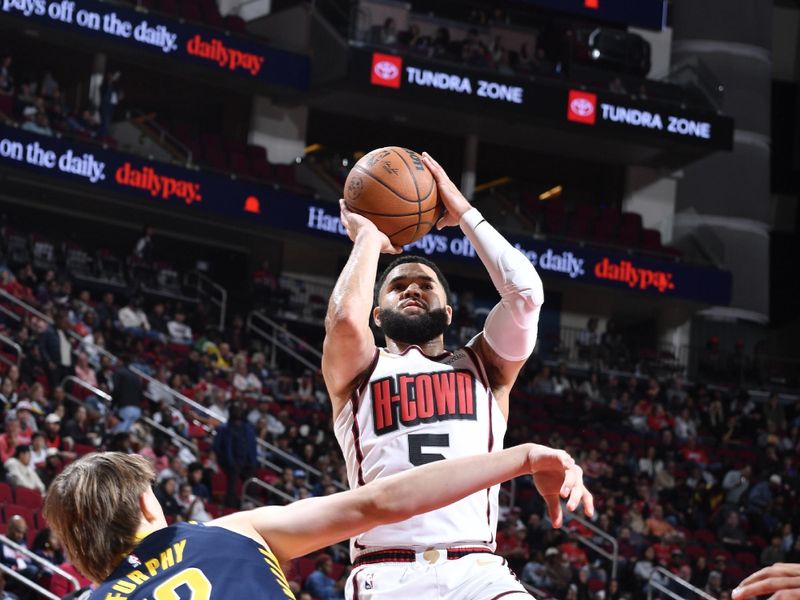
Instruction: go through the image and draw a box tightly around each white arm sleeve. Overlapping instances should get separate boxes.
[460,208,544,361]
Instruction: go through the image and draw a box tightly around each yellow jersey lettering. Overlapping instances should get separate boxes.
[112,580,136,594]
[127,569,149,585]
[160,548,175,570]
[173,539,187,563]
[145,558,160,577]
[104,593,128,600]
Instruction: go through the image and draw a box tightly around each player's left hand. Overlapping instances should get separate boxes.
[733,563,800,600]
[527,445,594,528]
[421,152,472,230]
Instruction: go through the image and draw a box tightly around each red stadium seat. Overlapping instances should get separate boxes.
[13,487,43,511]
[693,529,717,545]
[0,483,13,505]
[641,228,662,252]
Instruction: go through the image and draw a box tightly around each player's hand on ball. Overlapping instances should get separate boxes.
[527,445,595,528]
[421,152,472,230]
[733,563,800,600]
[339,199,403,254]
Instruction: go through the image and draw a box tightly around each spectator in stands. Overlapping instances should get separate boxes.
[110,356,143,432]
[718,510,748,547]
[29,432,48,467]
[61,405,98,448]
[0,56,13,94]
[227,314,249,353]
[40,309,73,388]
[187,462,210,501]
[304,554,339,600]
[212,401,257,507]
[206,387,229,423]
[543,547,572,595]
[99,69,122,135]
[154,476,182,520]
[118,296,159,340]
[674,406,698,441]
[167,311,193,345]
[763,393,787,432]
[14,401,37,444]
[427,26,450,59]
[147,302,168,336]
[133,225,155,263]
[531,365,554,395]
[4,444,45,493]
[232,355,261,397]
[0,417,21,463]
[379,17,397,45]
[32,528,64,568]
[759,535,785,566]
[176,482,211,522]
[723,464,752,506]
[748,474,781,515]
[0,572,19,600]
[645,504,679,540]
[461,28,489,66]
[1,515,39,583]
[0,377,17,408]
[552,364,573,395]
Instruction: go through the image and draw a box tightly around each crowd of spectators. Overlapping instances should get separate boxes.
[0,53,120,140]
[0,222,798,599]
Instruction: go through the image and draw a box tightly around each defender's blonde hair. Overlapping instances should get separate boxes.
[43,452,154,583]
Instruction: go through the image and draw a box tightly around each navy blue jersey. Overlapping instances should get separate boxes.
[92,522,295,599]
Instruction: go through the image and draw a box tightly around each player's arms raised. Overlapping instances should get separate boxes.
[322,199,402,417]
[218,442,593,563]
[422,153,544,415]
[733,563,800,600]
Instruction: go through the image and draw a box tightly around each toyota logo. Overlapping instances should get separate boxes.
[570,97,595,117]
[374,61,399,81]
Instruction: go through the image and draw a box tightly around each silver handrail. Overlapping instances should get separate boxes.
[0,332,23,368]
[648,566,716,600]
[0,288,342,491]
[189,271,228,331]
[125,108,193,164]
[142,416,199,454]
[561,508,619,580]
[242,477,296,505]
[0,563,59,600]
[60,375,111,404]
[246,311,321,372]
[0,533,80,592]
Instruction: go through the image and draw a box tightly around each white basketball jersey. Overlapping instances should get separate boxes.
[333,345,507,557]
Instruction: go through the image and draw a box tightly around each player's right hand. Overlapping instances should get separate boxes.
[339,199,403,254]
[527,444,595,528]
[733,563,800,600]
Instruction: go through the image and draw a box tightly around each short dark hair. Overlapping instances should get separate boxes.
[375,255,451,306]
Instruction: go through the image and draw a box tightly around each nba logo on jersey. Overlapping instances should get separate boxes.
[364,573,374,590]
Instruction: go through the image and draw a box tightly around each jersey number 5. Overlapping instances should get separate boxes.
[408,433,450,466]
[153,567,212,600]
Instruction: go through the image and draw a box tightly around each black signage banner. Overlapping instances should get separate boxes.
[0,0,309,91]
[0,125,731,305]
[511,0,667,31]
[358,50,733,151]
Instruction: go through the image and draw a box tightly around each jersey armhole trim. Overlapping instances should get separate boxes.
[463,345,490,390]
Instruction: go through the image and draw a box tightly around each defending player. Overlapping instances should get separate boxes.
[324,152,591,598]
[44,443,586,599]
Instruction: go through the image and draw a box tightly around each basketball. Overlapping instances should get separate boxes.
[343,147,441,246]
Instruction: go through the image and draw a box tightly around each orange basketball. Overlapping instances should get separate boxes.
[343,147,441,246]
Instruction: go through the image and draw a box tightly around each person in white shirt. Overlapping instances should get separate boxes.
[167,311,193,345]
[232,355,262,396]
[4,444,46,493]
[118,297,162,341]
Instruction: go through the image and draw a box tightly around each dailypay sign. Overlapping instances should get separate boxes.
[304,204,731,304]
[0,0,309,90]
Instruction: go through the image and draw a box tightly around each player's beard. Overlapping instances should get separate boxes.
[379,307,449,346]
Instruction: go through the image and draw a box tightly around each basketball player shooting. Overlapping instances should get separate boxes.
[324,152,594,599]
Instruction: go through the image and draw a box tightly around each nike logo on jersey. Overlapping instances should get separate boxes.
[371,370,477,435]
